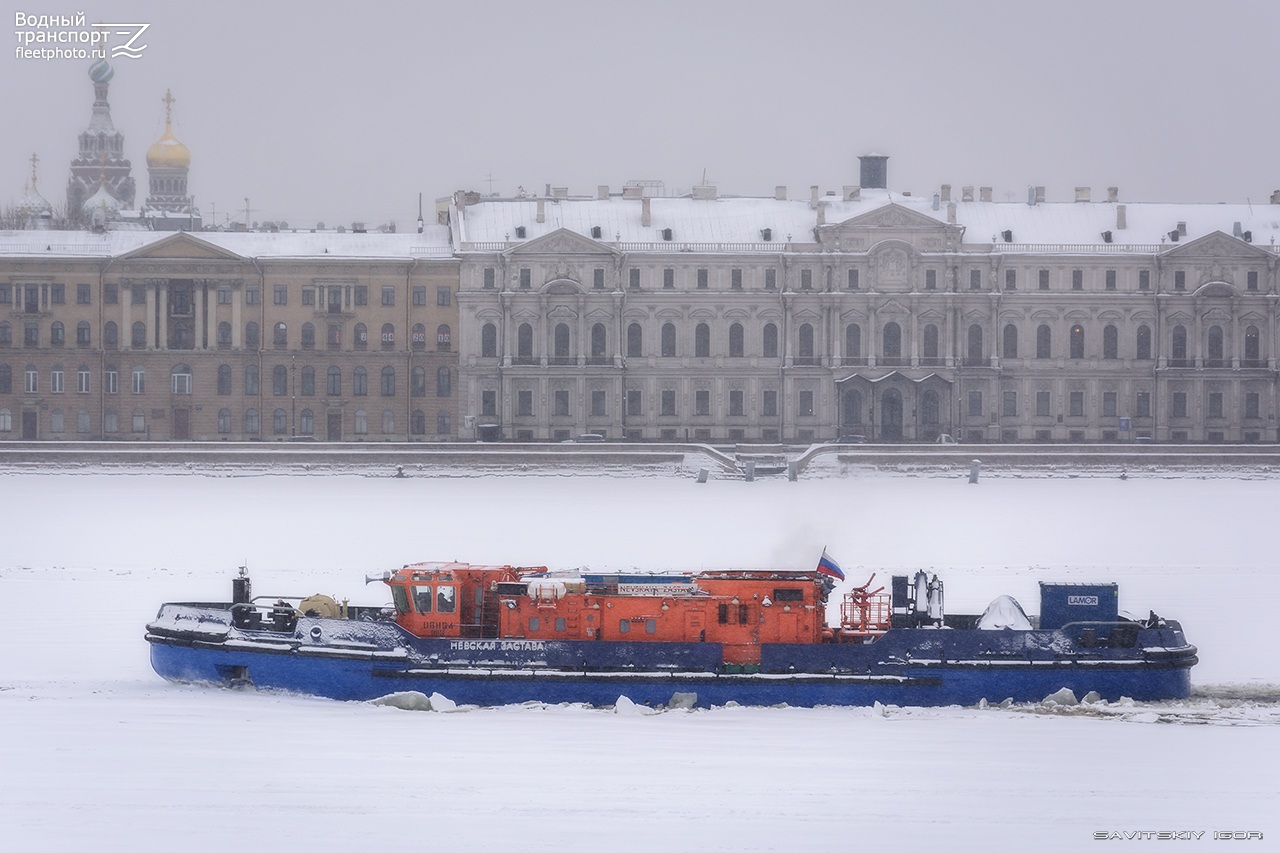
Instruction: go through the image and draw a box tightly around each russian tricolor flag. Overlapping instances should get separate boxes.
[817,548,846,581]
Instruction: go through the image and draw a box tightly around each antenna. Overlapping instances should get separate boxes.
[484,173,497,195]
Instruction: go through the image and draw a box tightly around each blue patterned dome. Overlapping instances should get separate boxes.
[88,58,113,84]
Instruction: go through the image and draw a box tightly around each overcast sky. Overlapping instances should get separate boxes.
[6,0,1278,229]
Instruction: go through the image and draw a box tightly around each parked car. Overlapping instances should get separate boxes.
[935,434,958,445]
[836,434,867,444]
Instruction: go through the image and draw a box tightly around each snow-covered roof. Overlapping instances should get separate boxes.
[0,225,455,260]
[455,188,1280,252]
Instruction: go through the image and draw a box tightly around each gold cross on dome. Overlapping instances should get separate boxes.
[162,88,175,123]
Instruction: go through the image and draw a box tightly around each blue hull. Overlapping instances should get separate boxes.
[147,605,1195,708]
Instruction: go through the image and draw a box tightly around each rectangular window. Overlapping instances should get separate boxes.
[354,286,367,306]
[847,269,860,290]
[1036,390,1051,417]
[76,283,91,304]
[1136,391,1151,418]
[519,268,532,289]
[24,368,37,393]
[273,285,287,305]
[301,287,315,306]
[1174,271,1186,291]
[50,368,64,393]
[481,390,496,416]
[629,268,640,289]
[763,389,778,417]
[104,283,118,304]
[1038,269,1050,290]
[1139,270,1150,291]
[1208,392,1223,418]
[925,269,937,290]
[1069,391,1084,417]
[800,269,812,290]
[765,269,777,291]
[132,284,147,305]
[437,286,452,306]
[661,389,676,416]
[1102,391,1117,417]
[1071,269,1083,291]
[1105,270,1117,291]
[381,286,396,306]
[627,389,641,416]
[799,390,814,417]
[243,286,260,305]
[1248,271,1259,292]
[1172,392,1187,418]
[0,284,12,304]
[731,269,742,290]
[24,323,38,347]
[1246,392,1260,419]
[1004,269,1016,290]
[1002,390,1017,418]
[408,286,424,306]
[729,389,744,416]
[695,390,710,416]
[593,269,605,290]
[483,268,495,289]
[215,287,231,305]
[663,268,675,289]
[553,389,569,417]
[591,390,606,417]
[968,390,983,417]
[697,269,709,290]
[970,269,982,290]
[77,369,90,394]
[517,390,533,416]
[51,284,64,304]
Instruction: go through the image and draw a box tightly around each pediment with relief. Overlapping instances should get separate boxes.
[507,227,619,258]
[119,232,247,262]
[1162,231,1271,261]
[819,203,961,252]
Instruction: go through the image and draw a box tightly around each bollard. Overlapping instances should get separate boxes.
[696,468,709,484]
[968,459,980,484]
[744,461,755,482]
[395,465,405,478]
[787,461,798,482]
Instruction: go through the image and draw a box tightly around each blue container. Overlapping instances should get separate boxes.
[1039,583,1118,629]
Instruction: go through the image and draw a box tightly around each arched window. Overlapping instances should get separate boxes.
[380,323,395,351]
[300,409,314,436]
[76,322,91,347]
[1172,325,1187,361]
[244,408,259,435]
[923,324,939,361]
[51,321,65,348]
[0,364,10,394]
[245,322,260,351]
[411,410,426,436]
[217,408,231,434]
[845,323,862,360]
[695,323,711,358]
[272,364,287,395]
[411,324,427,351]
[328,366,342,396]
[1245,325,1261,364]
[0,322,10,348]
[627,322,642,358]
[591,323,606,359]
[437,410,451,435]
[1136,325,1152,360]
[763,323,778,358]
[921,390,940,425]
[131,366,145,394]
[967,324,983,364]
[273,322,287,348]
[104,322,118,350]
[273,409,287,435]
[517,323,534,360]
[381,366,396,396]
[1069,324,1084,359]
[436,367,451,397]
[411,366,426,397]
[481,323,498,358]
[244,364,259,395]
[1002,323,1018,359]
[354,409,368,435]
[661,323,676,357]
[301,323,315,350]
[1208,325,1224,364]
[436,324,451,351]
[300,365,315,396]
[382,410,395,435]
[798,324,814,360]
[1036,324,1051,359]
[354,323,368,351]
[132,408,146,433]
[216,364,232,396]
[1103,325,1118,359]
[171,363,192,395]
[353,367,367,396]
[882,322,901,360]
[554,323,571,360]
[217,321,231,349]
[728,323,744,357]
[131,321,146,349]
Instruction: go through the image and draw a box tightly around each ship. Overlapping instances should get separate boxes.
[145,559,1197,708]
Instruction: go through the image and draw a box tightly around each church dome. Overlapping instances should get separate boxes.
[147,124,190,169]
[83,182,120,217]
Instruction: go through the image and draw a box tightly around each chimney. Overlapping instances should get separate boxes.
[810,185,820,209]
[597,185,609,200]
[536,199,545,223]
[775,185,787,200]
[961,186,974,202]
[1271,190,1280,204]
[947,202,957,225]
[1177,221,1187,237]
[692,185,717,200]
[1027,186,1037,206]
[1233,221,1243,238]
[857,153,888,189]
[641,197,651,227]
[817,202,826,225]
[1075,187,1091,203]
[932,193,940,211]
[844,186,861,202]
[1107,186,1119,203]
[1116,204,1127,230]
[1035,186,1046,203]
[621,185,643,199]
[979,186,992,202]
[940,184,951,202]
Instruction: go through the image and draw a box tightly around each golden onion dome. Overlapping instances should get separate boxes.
[147,122,190,169]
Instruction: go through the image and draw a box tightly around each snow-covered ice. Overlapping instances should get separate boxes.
[2,466,1278,851]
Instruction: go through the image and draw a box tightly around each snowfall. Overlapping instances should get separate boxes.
[3,458,1278,852]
